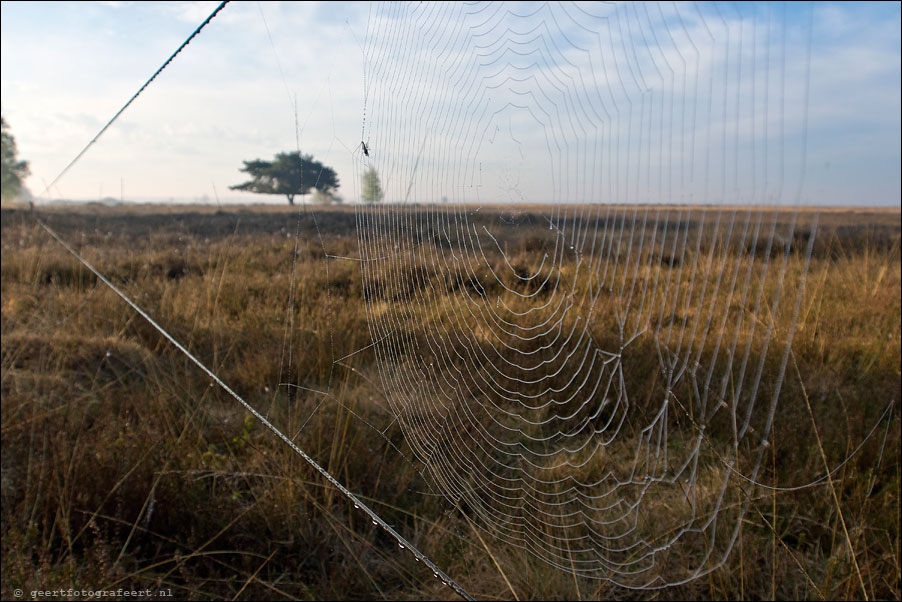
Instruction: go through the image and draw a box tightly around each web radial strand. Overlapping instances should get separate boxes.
[356,1,814,587]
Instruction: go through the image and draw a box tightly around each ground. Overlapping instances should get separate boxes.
[1,203,899,600]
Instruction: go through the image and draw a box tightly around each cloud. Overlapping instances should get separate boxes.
[1,1,898,205]
[1,0,372,202]
[359,1,899,205]
[152,1,223,24]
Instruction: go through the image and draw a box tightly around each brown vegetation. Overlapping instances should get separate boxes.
[1,204,899,600]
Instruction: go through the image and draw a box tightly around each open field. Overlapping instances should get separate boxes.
[1,204,900,600]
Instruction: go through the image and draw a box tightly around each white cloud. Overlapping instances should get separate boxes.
[1,0,371,202]
[1,1,898,205]
[152,1,223,24]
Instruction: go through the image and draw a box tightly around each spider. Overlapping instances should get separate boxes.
[361,141,370,157]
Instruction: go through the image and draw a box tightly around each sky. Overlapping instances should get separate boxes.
[1,0,899,206]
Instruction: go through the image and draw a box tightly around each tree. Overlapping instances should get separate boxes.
[230,151,338,205]
[312,189,342,204]
[1,116,30,203]
[361,167,383,203]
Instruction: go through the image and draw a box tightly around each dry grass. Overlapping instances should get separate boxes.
[1,204,899,600]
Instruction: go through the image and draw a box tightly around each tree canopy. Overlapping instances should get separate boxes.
[1,116,30,203]
[361,167,383,203]
[230,151,338,205]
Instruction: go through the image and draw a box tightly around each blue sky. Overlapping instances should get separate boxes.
[1,1,899,206]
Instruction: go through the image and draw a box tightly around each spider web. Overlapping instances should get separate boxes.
[15,1,896,597]
[351,0,816,587]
